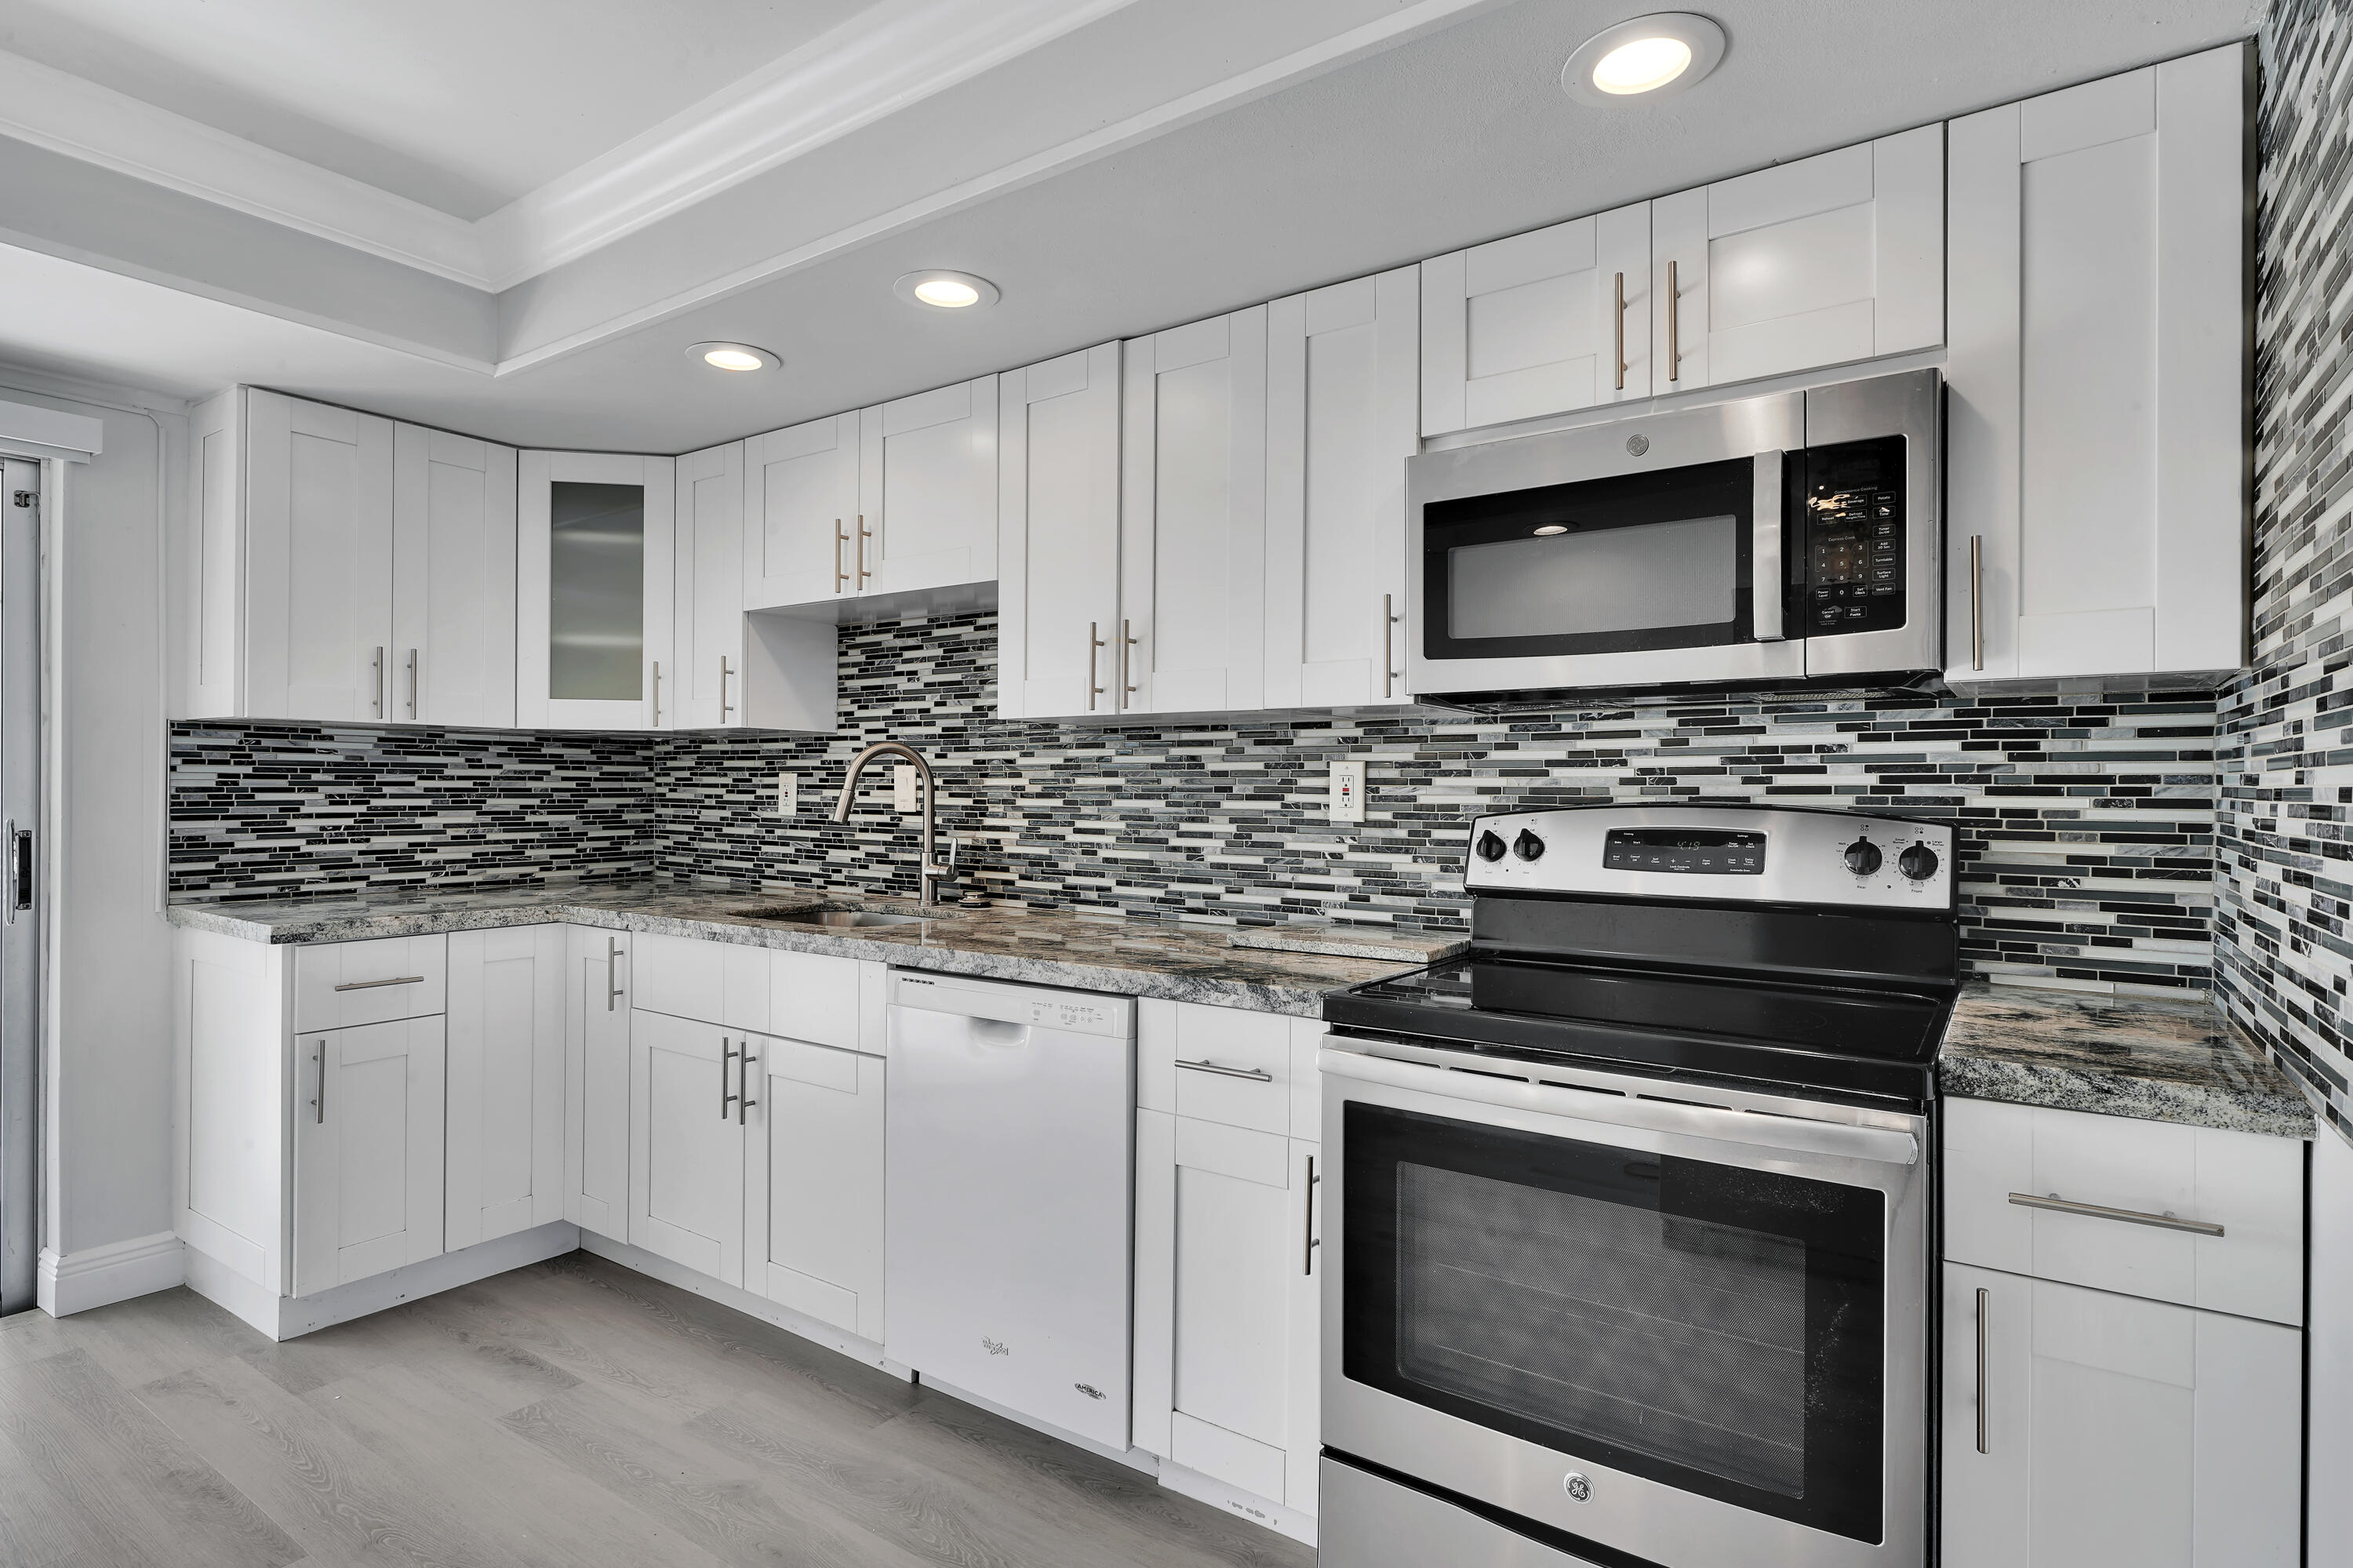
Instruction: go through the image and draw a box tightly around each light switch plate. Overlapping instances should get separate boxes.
[893,763,919,813]
[1330,760,1366,824]
[775,773,796,816]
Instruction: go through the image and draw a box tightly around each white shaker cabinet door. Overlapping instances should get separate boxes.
[1420,203,1649,436]
[391,423,517,729]
[742,1034,886,1341]
[859,376,998,598]
[1942,1264,2299,1568]
[998,343,1123,720]
[445,926,564,1252]
[291,1017,446,1297]
[244,390,395,722]
[1945,47,2248,683]
[517,450,676,730]
[672,441,745,729]
[1265,267,1420,710]
[1120,308,1267,715]
[744,414,859,610]
[627,1009,746,1287]
[564,927,632,1239]
[1652,125,1943,392]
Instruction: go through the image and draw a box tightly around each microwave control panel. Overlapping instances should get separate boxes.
[1802,435,1907,636]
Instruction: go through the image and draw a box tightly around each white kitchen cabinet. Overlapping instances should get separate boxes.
[243,389,395,721]
[391,424,517,728]
[999,342,1124,720]
[744,413,860,610]
[1120,309,1268,715]
[445,926,565,1252]
[1265,267,1420,709]
[1420,202,1649,435]
[1651,126,1943,393]
[743,1032,886,1341]
[627,1009,747,1286]
[290,1016,446,1297]
[1946,45,2249,684]
[673,443,836,733]
[860,376,998,598]
[564,926,633,1238]
[517,449,675,730]
[1942,1263,2300,1568]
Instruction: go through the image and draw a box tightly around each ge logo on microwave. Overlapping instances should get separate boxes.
[1563,1472,1593,1504]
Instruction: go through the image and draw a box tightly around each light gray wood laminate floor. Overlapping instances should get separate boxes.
[0,1252,1314,1568]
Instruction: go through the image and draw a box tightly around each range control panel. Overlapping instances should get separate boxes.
[1802,434,1907,638]
[1468,805,1955,912]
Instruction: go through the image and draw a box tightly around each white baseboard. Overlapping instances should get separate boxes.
[576,1230,908,1379]
[38,1231,185,1317]
[185,1221,579,1341]
[1157,1458,1318,1548]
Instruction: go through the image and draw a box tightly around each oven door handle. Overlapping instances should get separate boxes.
[1318,1042,1920,1167]
[1752,448,1786,642]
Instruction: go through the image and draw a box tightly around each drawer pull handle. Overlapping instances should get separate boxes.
[1176,1059,1272,1082]
[333,975,426,992]
[1973,1286,1988,1455]
[2007,1191,2224,1237]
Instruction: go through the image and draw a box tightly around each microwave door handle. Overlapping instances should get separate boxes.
[1752,449,1786,642]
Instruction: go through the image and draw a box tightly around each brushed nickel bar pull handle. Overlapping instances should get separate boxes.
[1969,534,1984,671]
[406,648,418,718]
[1087,622,1105,711]
[856,514,871,586]
[1176,1058,1273,1082]
[1303,1153,1319,1276]
[1974,1286,1988,1454]
[333,975,424,992]
[5,820,24,924]
[1666,259,1680,383]
[1613,271,1626,391]
[607,937,623,1011]
[738,1044,757,1126]
[313,1040,328,1125]
[651,660,662,726]
[1122,618,1138,703]
[720,1038,739,1120]
[719,656,734,721]
[373,646,384,718]
[2007,1191,2224,1236]
[1383,594,1403,698]
[834,518,847,591]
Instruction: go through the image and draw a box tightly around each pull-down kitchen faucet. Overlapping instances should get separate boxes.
[831,741,954,905]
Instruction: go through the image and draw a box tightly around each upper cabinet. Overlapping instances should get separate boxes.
[742,377,998,616]
[674,442,835,733]
[1946,45,2249,686]
[998,344,1124,721]
[243,391,394,722]
[392,426,517,728]
[517,450,675,731]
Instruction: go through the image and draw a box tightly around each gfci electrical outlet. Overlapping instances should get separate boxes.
[1330,760,1366,824]
[893,763,920,813]
[775,773,796,816]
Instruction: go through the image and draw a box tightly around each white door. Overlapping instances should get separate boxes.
[998,343,1123,719]
[291,1017,446,1297]
[672,442,745,729]
[628,1009,747,1286]
[445,926,563,1252]
[744,414,859,610]
[391,424,517,729]
[859,376,998,598]
[1945,48,2246,682]
[1419,202,1649,436]
[564,927,631,1239]
[1118,309,1267,715]
[244,390,395,721]
[1652,125,1943,391]
[1265,267,1420,710]
[742,1033,886,1341]
[1943,1264,2300,1567]
[517,451,676,729]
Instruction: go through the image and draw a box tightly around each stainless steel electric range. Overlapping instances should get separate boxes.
[1316,804,1956,1568]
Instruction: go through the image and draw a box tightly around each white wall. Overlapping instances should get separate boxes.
[0,368,181,1296]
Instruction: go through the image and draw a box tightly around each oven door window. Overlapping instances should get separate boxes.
[1422,457,1763,660]
[1343,1103,1885,1544]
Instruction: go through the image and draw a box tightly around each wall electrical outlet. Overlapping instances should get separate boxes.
[775,773,796,816]
[1330,760,1366,824]
[893,763,920,813]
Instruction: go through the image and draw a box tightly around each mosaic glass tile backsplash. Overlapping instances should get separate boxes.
[171,609,2221,996]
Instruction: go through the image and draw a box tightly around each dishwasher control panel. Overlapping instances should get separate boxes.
[891,970,1136,1039]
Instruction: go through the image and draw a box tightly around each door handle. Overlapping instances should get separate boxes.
[606,937,624,1011]
[1666,259,1680,382]
[4,820,27,923]
[738,1044,758,1126]
[720,1038,740,1119]
[373,646,385,719]
[1969,535,1984,671]
[1751,449,1785,642]
[332,975,424,992]
[834,518,848,591]
[1303,1153,1320,1276]
[2006,1191,2223,1236]
[1612,270,1626,391]
[1974,1286,1989,1454]
[856,514,872,587]
[1176,1059,1273,1082]
[719,656,734,721]
[1086,623,1105,711]
[1382,594,1404,699]
[1121,619,1139,704]
[314,1040,327,1125]
[651,661,662,726]
[406,648,418,718]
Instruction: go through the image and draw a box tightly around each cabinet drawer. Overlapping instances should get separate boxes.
[1944,1097,2305,1326]
[631,931,769,1032]
[1138,1002,1295,1134]
[293,936,447,1031]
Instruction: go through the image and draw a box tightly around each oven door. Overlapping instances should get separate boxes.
[1408,391,1806,696]
[1320,1037,1928,1568]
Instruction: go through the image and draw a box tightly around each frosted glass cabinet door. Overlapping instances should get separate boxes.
[243,390,395,722]
[858,376,998,598]
[998,343,1123,720]
[517,450,676,730]
[671,441,745,729]
[391,424,517,729]
[291,1016,446,1297]
[744,414,859,610]
[1120,308,1268,715]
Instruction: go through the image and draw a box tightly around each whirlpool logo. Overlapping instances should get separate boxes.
[981,1337,1009,1357]
[1075,1384,1106,1401]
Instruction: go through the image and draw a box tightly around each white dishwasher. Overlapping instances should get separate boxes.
[885,970,1136,1449]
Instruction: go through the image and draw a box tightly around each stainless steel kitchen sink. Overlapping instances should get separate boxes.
[742,902,934,929]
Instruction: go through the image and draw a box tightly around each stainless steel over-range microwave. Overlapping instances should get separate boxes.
[1406,369,1940,700]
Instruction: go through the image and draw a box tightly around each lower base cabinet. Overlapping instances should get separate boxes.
[1941,1262,2301,1567]
[628,1010,747,1285]
[446,926,566,1251]
[744,1035,886,1342]
[291,1016,446,1297]
[566,927,633,1237]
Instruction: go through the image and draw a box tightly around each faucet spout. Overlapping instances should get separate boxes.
[831,741,952,905]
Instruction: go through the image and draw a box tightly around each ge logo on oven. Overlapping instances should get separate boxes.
[1562,1472,1592,1504]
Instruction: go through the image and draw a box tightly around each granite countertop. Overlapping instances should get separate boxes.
[164,880,1443,1018]
[1940,983,2314,1139]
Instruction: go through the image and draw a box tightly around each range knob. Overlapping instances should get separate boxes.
[1843,839,1882,876]
[1513,830,1547,862]
[1899,843,1940,881]
[1475,830,1508,863]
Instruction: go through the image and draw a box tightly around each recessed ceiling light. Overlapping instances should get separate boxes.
[894,270,1001,310]
[689,341,778,373]
[1561,13,1726,106]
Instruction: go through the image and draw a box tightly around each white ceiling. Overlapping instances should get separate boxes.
[0,0,2264,453]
